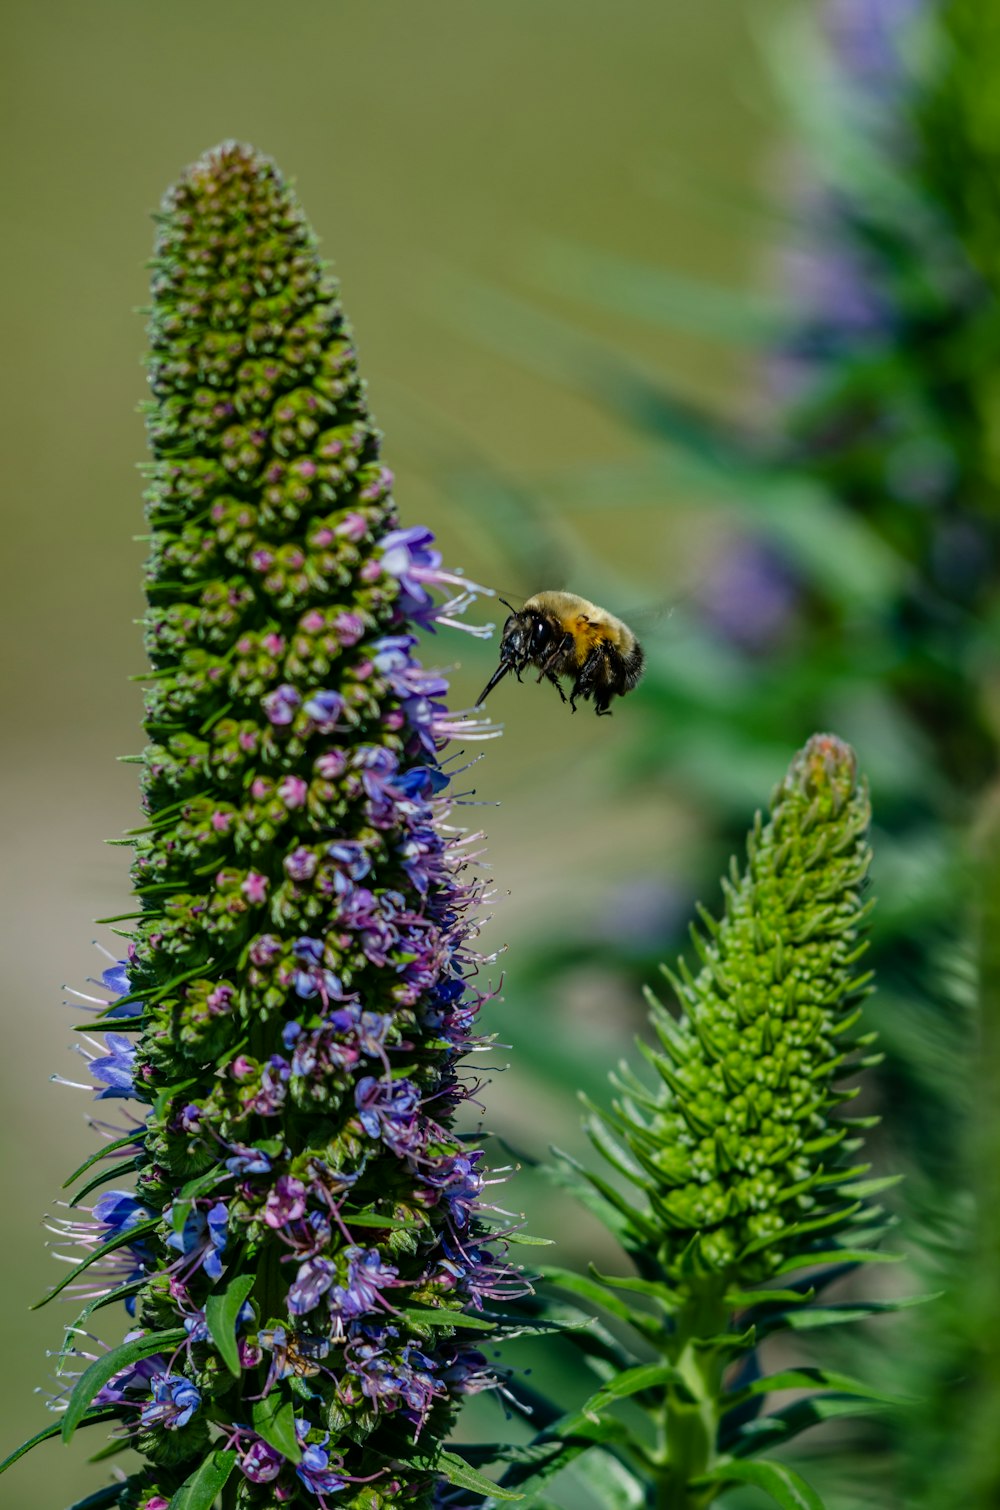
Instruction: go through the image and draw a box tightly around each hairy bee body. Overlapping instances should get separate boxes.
[476,590,645,716]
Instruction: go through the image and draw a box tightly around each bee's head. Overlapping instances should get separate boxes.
[499,605,551,664]
[475,599,551,706]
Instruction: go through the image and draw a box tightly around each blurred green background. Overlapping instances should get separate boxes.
[7,1,997,1507]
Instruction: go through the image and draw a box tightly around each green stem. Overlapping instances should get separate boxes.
[654,1292,728,1510]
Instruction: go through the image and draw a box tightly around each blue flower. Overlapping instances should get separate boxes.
[89,1033,137,1099]
[139,1372,201,1431]
[93,1190,152,1238]
[101,960,144,1018]
[166,1201,228,1281]
[224,1142,273,1176]
[293,1420,347,1496]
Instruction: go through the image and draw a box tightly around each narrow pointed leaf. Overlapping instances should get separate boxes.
[431,1449,522,1500]
[757,1292,938,1337]
[726,1366,910,1410]
[252,1392,302,1464]
[537,1264,663,1337]
[0,1407,121,1477]
[205,1272,255,1377]
[62,1328,186,1443]
[62,1132,146,1189]
[728,1393,897,1455]
[697,1457,826,1510]
[66,1485,132,1510]
[169,1448,238,1510]
[581,1361,690,1420]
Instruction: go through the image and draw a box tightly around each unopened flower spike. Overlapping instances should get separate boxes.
[2,142,525,1510]
[495,735,904,1509]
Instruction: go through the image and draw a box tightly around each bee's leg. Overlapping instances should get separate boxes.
[544,671,568,704]
[570,645,606,713]
[535,632,575,683]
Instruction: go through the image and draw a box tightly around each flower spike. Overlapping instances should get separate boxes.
[5,143,522,1509]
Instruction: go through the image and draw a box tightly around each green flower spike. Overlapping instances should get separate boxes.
[497,735,905,1510]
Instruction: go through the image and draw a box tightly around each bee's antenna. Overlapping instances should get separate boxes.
[497,597,517,614]
[475,661,512,707]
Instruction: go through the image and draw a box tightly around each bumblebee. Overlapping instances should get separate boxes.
[476,591,645,717]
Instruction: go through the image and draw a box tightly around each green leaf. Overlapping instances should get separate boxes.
[68,1158,143,1209]
[0,1407,121,1477]
[205,1272,256,1377]
[580,1362,691,1420]
[537,1265,663,1339]
[726,1286,815,1309]
[575,1446,648,1508]
[774,1248,902,1277]
[588,1265,678,1306]
[169,1448,238,1509]
[697,1457,826,1510]
[345,1212,411,1230]
[729,1393,896,1456]
[397,1305,495,1331]
[62,1329,185,1443]
[726,1366,910,1411]
[545,1152,655,1249]
[32,1217,159,1310]
[252,1392,302,1464]
[87,1434,130,1463]
[62,1131,146,1189]
[531,232,789,344]
[66,1485,131,1510]
[756,1292,939,1337]
[434,1448,522,1501]
[496,1416,633,1497]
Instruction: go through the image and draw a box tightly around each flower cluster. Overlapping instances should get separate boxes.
[35,143,521,1510]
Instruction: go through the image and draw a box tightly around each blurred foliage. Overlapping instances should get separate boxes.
[440,0,1000,1504]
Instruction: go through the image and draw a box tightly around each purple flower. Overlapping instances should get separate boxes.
[380,527,442,621]
[95,1349,164,1405]
[264,1175,307,1229]
[262,683,301,726]
[101,960,144,1018]
[424,1153,484,1230]
[698,538,800,654]
[303,688,345,730]
[326,840,371,880]
[330,1247,398,1321]
[824,0,924,96]
[240,1436,283,1484]
[355,1076,424,1154]
[285,845,318,881]
[139,1372,201,1430]
[288,1255,336,1316]
[50,148,511,1504]
[395,764,449,800]
[380,527,493,638]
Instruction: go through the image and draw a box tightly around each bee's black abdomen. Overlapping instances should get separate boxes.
[619,640,645,692]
